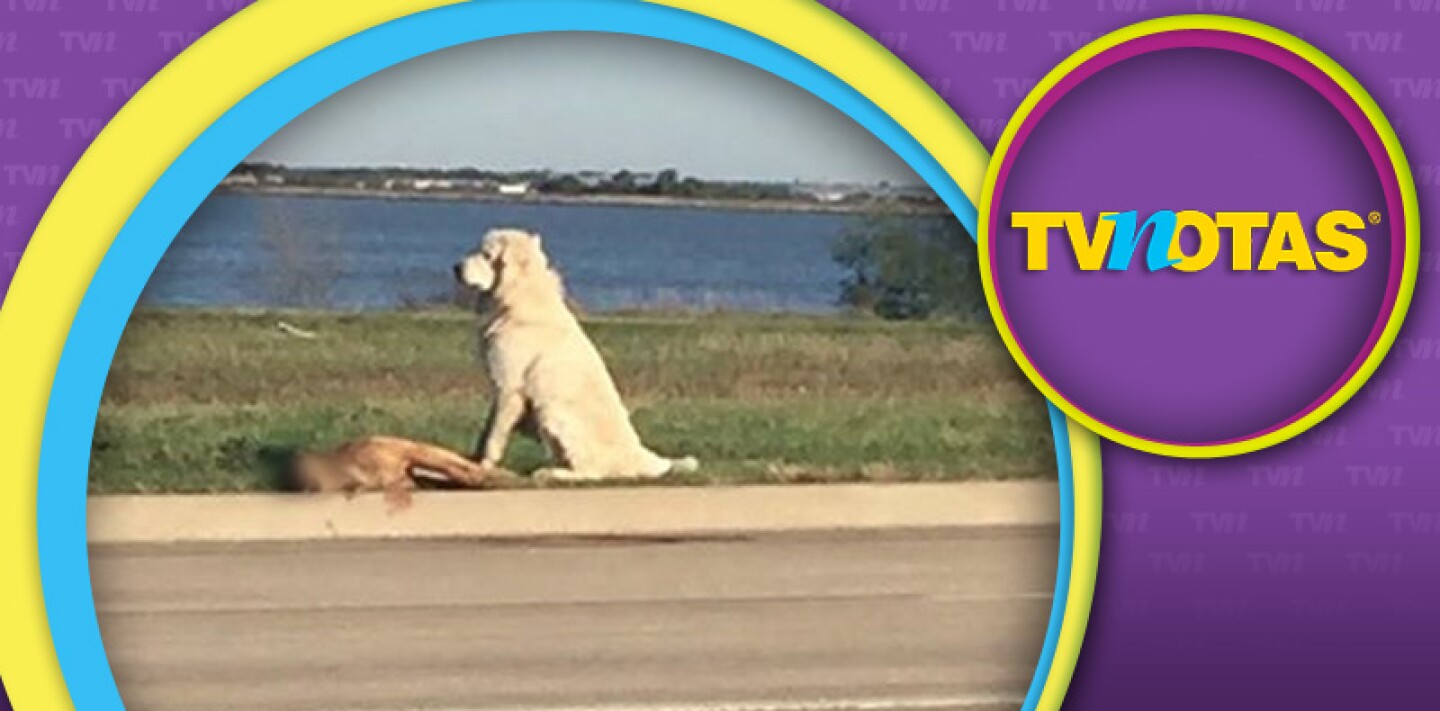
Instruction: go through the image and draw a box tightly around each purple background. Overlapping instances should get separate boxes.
[992,45,1392,444]
[1,1,1438,710]
[825,1,1439,709]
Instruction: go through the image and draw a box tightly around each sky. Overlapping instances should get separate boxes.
[249,32,921,185]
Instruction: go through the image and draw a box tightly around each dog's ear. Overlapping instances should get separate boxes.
[498,238,530,271]
[502,234,546,273]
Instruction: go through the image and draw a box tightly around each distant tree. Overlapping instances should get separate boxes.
[832,211,985,320]
[654,168,680,194]
[540,173,586,195]
[675,176,703,197]
[609,169,636,192]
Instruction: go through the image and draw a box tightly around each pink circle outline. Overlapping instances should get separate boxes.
[986,29,1408,448]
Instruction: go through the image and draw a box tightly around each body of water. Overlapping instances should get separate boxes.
[143,194,856,312]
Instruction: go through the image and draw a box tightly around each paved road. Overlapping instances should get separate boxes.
[91,527,1058,711]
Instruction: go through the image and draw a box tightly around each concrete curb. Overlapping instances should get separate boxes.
[87,481,1059,544]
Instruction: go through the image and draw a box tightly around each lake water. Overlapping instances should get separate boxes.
[142,194,857,312]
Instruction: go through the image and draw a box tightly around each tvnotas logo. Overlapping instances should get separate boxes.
[1010,210,1376,272]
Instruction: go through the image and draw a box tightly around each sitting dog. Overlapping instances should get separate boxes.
[293,435,519,509]
[454,228,698,481]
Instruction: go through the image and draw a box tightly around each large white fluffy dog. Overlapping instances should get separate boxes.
[454,228,698,481]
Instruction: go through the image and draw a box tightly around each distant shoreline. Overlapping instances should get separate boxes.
[215,184,950,216]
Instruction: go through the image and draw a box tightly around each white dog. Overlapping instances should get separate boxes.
[454,228,698,481]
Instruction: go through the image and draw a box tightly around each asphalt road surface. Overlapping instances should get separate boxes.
[91,527,1058,711]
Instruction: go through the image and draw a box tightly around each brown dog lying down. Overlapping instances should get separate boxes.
[293,435,521,509]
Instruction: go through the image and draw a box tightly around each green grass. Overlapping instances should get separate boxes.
[92,309,1055,492]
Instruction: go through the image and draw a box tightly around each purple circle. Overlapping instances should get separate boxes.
[988,32,1404,446]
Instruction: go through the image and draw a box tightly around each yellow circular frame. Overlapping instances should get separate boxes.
[0,2,1102,711]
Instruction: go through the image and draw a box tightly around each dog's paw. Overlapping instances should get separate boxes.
[668,456,700,475]
[530,468,565,486]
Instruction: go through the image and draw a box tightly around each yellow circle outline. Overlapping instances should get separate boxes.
[978,15,1420,460]
[0,2,1099,711]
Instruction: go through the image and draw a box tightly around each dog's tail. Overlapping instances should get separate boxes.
[667,456,700,475]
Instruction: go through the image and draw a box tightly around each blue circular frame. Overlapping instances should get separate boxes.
[38,2,1072,710]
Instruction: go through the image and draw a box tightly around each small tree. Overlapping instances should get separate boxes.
[608,169,636,192]
[832,211,985,320]
[654,168,680,194]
